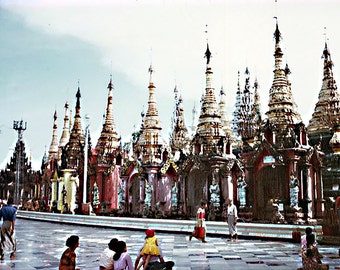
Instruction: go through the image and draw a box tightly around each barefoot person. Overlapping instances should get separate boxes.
[59,235,80,270]
[226,198,238,242]
[0,197,17,260]
[189,201,208,243]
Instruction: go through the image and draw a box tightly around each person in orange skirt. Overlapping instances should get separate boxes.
[189,201,207,243]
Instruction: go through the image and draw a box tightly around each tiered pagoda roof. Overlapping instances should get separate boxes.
[195,43,225,150]
[308,42,339,135]
[170,85,190,154]
[265,21,301,130]
[95,77,121,161]
[48,110,58,161]
[137,65,164,165]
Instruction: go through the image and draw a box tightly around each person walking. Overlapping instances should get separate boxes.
[226,198,238,242]
[189,201,208,243]
[59,235,80,270]
[0,197,17,260]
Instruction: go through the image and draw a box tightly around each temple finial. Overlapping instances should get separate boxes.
[148,64,154,83]
[204,24,211,64]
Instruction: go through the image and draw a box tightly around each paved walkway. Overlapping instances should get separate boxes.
[0,219,339,269]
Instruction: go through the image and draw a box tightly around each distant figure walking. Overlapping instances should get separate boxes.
[59,235,80,270]
[0,197,17,260]
[189,201,208,243]
[226,198,238,242]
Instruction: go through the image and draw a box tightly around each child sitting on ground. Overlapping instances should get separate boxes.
[137,229,161,270]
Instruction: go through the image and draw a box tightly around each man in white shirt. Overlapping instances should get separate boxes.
[226,198,238,242]
[99,238,118,270]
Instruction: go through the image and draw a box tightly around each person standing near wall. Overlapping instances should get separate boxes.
[189,201,208,243]
[226,198,238,242]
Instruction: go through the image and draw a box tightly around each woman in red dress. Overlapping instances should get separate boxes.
[189,201,207,243]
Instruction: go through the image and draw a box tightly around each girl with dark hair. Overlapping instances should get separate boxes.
[113,241,133,270]
[59,235,80,270]
[301,233,325,270]
[99,238,118,270]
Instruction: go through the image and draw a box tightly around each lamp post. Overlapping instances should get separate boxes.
[13,120,27,205]
[83,114,90,204]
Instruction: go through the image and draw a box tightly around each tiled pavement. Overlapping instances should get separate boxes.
[0,219,339,270]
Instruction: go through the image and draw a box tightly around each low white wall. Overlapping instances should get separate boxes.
[17,210,323,241]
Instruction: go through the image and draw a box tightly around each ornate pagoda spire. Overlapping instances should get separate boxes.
[59,102,70,149]
[70,87,84,141]
[41,147,48,169]
[308,41,339,135]
[232,71,242,140]
[48,110,59,161]
[196,43,225,143]
[238,68,256,141]
[219,86,234,142]
[265,19,301,129]
[95,77,121,158]
[252,78,262,128]
[285,63,302,123]
[65,86,85,168]
[137,65,164,165]
[170,85,190,154]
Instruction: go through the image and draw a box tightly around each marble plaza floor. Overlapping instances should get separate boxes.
[0,219,339,270]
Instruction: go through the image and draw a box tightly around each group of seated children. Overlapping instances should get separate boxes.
[98,229,174,270]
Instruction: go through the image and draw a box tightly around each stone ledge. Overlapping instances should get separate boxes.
[17,210,323,242]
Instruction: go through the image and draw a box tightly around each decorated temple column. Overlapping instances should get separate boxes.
[57,179,65,211]
[221,171,233,202]
[51,177,58,206]
[59,169,75,212]
[69,175,79,213]
[306,171,314,218]
[314,168,324,218]
[147,169,158,210]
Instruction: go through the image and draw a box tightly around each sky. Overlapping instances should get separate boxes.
[1,0,340,170]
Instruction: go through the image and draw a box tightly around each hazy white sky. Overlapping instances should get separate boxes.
[1,0,340,170]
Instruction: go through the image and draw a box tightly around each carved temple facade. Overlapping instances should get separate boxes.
[2,19,340,234]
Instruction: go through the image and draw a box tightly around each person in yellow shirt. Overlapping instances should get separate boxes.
[137,229,161,270]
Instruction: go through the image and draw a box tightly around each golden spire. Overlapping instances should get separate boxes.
[59,102,70,149]
[137,65,164,165]
[96,76,120,157]
[48,110,58,161]
[265,18,301,129]
[196,42,225,144]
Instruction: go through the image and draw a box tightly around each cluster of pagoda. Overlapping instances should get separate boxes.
[1,20,340,234]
